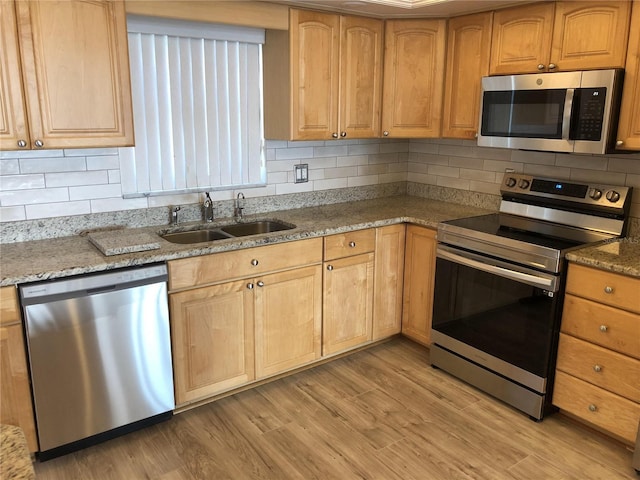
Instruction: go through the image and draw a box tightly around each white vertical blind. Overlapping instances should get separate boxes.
[120,16,265,198]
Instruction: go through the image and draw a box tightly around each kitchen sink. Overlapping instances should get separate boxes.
[220,220,294,237]
[161,220,295,244]
[161,229,233,244]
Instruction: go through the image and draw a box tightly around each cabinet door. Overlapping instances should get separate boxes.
[551,1,631,71]
[0,287,38,452]
[0,1,30,151]
[255,265,322,378]
[323,252,374,356]
[15,0,134,149]
[401,225,436,346]
[339,15,383,139]
[442,12,493,139]
[490,2,555,74]
[617,1,640,151]
[382,19,446,138]
[170,280,255,405]
[373,224,405,341]
[290,9,340,140]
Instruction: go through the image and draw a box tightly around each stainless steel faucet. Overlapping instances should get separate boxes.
[234,192,245,222]
[203,192,214,223]
[172,206,181,226]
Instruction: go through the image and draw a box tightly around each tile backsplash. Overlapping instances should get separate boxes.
[1,138,638,240]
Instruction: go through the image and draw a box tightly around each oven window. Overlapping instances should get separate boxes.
[432,257,560,378]
[481,89,566,138]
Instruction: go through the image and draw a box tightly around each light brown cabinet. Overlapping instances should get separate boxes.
[401,225,437,346]
[0,0,134,151]
[373,224,405,341]
[0,286,38,453]
[323,229,375,356]
[168,238,323,406]
[490,1,631,74]
[553,263,640,444]
[381,19,446,138]
[617,0,640,151]
[264,9,383,140]
[442,12,493,139]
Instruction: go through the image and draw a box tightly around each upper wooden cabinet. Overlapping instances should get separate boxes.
[490,1,632,74]
[0,0,134,151]
[617,0,640,151]
[442,12,493,139]
[264,9,383,140]
[381,19,446,138]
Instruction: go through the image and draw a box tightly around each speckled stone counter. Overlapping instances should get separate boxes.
[0,196,491,286]
[0,424,35,479]
[566,237,640,278]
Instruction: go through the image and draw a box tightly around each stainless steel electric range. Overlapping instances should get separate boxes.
[431,173,632,420]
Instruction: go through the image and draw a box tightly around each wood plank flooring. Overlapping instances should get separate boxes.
[34,337,636,479]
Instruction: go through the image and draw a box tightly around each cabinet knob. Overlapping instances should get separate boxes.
[537,64,545,71]
[332,132,338,139]
[247,283,254,289]
[348,241,356,248]
[34,139,44,148]
[327,265,333,271]
[588,404,597,412]
[616,140,624,147]
[599,325,608,333]
[251,259,259,266]
[604,286,613,294]
[548,63,557,70]
[340,131,347,138]
[593,365,602,373]
[383,131,389,137]
[17,139,27,148]
[257,281,264,287]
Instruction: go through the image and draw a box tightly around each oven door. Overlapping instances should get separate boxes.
[432,244,563,394]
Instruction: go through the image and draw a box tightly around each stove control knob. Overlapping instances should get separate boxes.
[605,190,621,203]
[505,177,517,188]
[588,188,602,200]
[518,179,530,189]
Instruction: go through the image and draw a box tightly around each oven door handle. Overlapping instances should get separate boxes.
[437,246,558,291]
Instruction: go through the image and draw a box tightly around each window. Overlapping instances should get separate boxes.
[119,15,265,198]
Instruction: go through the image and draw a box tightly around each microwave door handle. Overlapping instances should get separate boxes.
[562,88,575,140]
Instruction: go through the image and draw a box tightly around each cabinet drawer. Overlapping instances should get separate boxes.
[562,293,639,359]
[0,287,20,326]
[553,371,640,444]
[566,264,640,313]
[324,229,375,260]
[168,238,323,290]
[556,334,640,402]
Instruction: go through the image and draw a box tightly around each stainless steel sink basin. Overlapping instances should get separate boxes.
[220,220,294,237]
[162,229,232,244]
[161,220,295,244]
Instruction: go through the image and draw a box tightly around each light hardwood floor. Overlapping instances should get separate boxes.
[35,337,636,479]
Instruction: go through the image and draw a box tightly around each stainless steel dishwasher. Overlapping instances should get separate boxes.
[20,263,174,460]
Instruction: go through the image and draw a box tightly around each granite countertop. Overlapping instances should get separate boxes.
[0,196,490,287]
[566,237,640,278]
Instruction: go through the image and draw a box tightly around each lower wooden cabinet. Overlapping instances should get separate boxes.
[401,225,437,345]
[0,286,38,452]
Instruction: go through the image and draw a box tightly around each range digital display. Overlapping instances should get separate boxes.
[530,179,588,198]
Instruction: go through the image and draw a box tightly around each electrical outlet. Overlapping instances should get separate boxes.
[294,164,309,183]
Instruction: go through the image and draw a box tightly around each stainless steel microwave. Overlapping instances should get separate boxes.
[477,69,624,154]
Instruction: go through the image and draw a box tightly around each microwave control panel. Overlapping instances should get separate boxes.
[570,87,606,141]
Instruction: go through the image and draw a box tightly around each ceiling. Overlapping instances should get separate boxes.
[260,0,538,18]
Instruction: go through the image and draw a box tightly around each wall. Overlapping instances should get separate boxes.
[1,138,638,236]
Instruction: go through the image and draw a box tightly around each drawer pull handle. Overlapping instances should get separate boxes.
[588,404,597,412]
[599,325,608,333]
[349,241,356,248]
[251,259,259,266]
[327,265,333,271]
[593,365,602,373]
[257,281,265,287]
[604,286,613,294]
